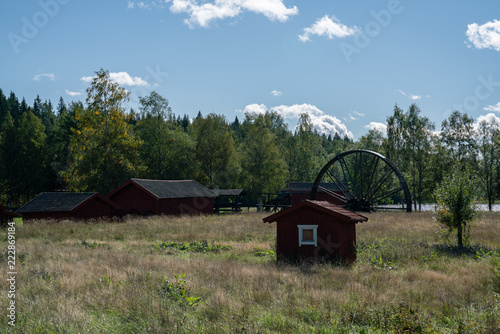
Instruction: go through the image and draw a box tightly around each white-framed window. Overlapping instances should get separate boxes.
[298,225,318,247]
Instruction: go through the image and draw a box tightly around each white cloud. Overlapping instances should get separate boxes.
[484,102,500,113]
[170,0,298,28]
[109,72,149,86]
[241,103,268,114]
[271,90,282,96]
[298,15,358,42]
[365,122,387,135]
[80,72,149,87]
[241,103,353,139]
[466,19,500,51]
[398,89,421,100]
[65,90,83,97]
[474,113,500,131]
[33,73,55,81]
[127,1,135,9]
[81,76,94,83]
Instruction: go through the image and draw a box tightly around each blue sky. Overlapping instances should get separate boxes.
[2,0,500,139]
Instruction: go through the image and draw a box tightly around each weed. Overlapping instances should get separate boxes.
[80,240,109,249]
[253,246,275,258]
[153,240,232,253]
[30,267,56,282]
[159,273,201,307]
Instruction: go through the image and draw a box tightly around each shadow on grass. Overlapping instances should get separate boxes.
[434,244,494,257]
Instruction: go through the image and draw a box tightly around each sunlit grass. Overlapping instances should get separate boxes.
[0,211,499,333]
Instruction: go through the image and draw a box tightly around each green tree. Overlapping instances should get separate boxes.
[386,104,435,210]
[476,117,500,211]
[63,69,142,194]
[434,166,478,248]
[240,113,288,196]
[192,113,237,187]
[137,92,197,180]
[441,111,476,166]
[288,113,325,182]
[356,129,386,153]
[17,111,48,202]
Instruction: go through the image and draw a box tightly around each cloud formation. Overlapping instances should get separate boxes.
[484,102,500,113]
[398,89,421,101]
[33,73,55,81]
[475,113,500,129]
[81,72,149,87]
[170,0,298,28]
[466,19,500,51]
[65,90,83,97]
[271,90,282,96]
[298,15,358,42]
[365,122,387,134]
[241,103,353,138]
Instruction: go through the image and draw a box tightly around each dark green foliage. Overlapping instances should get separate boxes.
[434,166,479,248]
[154,240,232,253]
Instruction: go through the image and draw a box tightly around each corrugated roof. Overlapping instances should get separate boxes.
[131,179,218,199]
[287,182,343,193]
[17,192,97,213]
[212,189,244,196]
[263,200,368,223]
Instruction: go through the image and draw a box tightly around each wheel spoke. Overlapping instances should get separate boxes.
[368,186,404,205]
[338,156,356,199]
[365,167,394,201]
[325,168,354,200]
[318,185,348,204]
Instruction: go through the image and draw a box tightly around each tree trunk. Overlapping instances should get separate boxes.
[457,221,463,248]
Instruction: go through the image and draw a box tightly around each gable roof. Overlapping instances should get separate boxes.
[212,189,244,196]
[17,192,119,213]
[108,179,218,200]
[287,182,343,193]
[263,200,368,224]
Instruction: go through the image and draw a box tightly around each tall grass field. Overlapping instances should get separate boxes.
[1,212,499,333]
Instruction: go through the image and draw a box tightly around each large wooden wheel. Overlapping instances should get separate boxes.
[310,150,412,212]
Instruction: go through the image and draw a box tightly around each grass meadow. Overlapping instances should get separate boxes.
[1,211,499,333]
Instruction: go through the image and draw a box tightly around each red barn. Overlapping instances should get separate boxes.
[286,182,345,206]
[16,192,119,220]
[263,200,368,264]
[107,178,217,216]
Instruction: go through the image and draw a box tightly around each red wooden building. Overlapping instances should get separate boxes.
[0,205,19,225]
[263,200,368,264]
[17,192,119,220]
[107,178,217,216]
[286,182,345,206]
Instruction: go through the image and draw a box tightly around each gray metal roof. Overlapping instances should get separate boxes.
[131,179,218,199]
[211,189,244,196]
[17,192,97,213]
[287,182,343,193]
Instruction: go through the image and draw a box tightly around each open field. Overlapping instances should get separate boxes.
[1,212,499,333]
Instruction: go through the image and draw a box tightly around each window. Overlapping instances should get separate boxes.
[298,225,318,247]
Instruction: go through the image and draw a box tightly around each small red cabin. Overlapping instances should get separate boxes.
[107,178,217,216]
[263,200,368,264]
[17,192,119,220]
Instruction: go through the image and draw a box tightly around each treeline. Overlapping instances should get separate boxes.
[0,69,499,210]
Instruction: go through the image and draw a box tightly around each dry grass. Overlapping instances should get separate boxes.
[0,212,499,333]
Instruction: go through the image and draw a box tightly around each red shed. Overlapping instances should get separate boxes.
[263,200,368,264]
[16,192,119,220]
[107,178,217,216]
[286,182,345,206]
